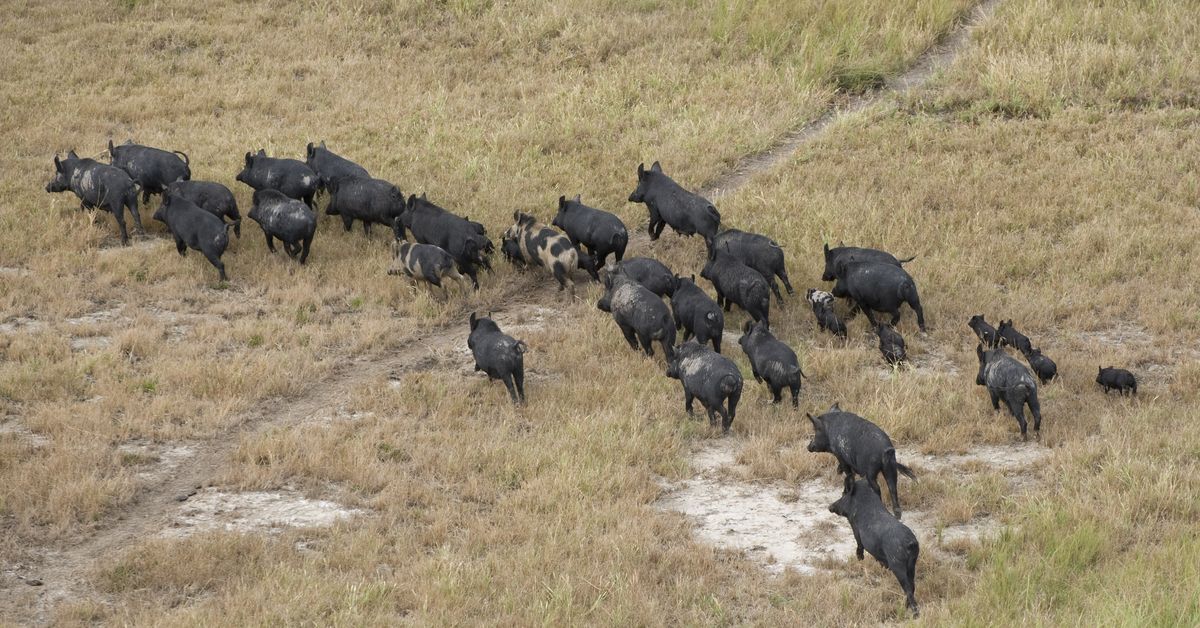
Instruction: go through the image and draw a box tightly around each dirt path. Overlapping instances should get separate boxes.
[699,0,1001,200]
[2,1,1001,623]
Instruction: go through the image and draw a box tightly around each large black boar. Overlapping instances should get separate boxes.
[596,272,676,360]
[806,404,916,518]
[831,261,926,332]
[828,480,921,617]
[551,195,628,270]
[1096,366,1137,395]
[710,229,793,303]
[611,257,675,297]
[669,274,724,353]
[46,152,143,245]
[503,211,591,291]
[247,189,317,264]
[304,141,369,192]
[996,320,1033,355]
[395,194,492,289]
[235,150,319,209]
[389,240,465,294]
[821,243,914,282]
[153,194,237,281]
[468,313,527,404]
[108,140,191,203]
[975,345,1043,439]
[165,180,241,237]
[738,321,803,407]
[627,161,720,244]
[325,176,404,236]
[700,245,770,327]
[968,314,1000,348]
[665,340,743,433]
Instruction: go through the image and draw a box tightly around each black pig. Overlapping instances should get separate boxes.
[325,176,404,236]
[821,243,914,282]
[806,404,916,518]
[968,314,1000,348]
[627,161,720,244]
[976,345,1043,439]
[831,261,926,332]
[996,320,1033,355]
[701,245,770,327]
[669,274,724,353]
[1025,348,1058,384]
[247,189,317,264]
[828,480,921,617]
[597,272,676,360]
[395,194,492,289]
[468,313,527,404]
[305,141,369,193]
[665,340,743,433]
[551,195,628,270]
[738,321,803,407]
[108,139,191,204]
[876,323,907,365]
[153,194,237,281]
[165,180,241,237]
[1096,366,1137,395]
[710,229,793,303]
[46,152,143,245]
[611,257,675,297]
[236,150,319,209]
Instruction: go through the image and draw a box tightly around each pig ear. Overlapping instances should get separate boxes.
[823,242,830,255]
[650,161,662,173]
[107,139,114,154]
[67,149,78,159]
[573,194,581,203]
[419,192,427,200]
[469,312,477,329]
[742,320,752,334]
[306,142,314,155]
[257,148,266,156]
[244,152,252,166]
[513,210,520,222]
[558,195,566,209]
[319,140,327,148]
[806,413,821,427]
[53,155,62,171]
[690,274,695,282]
[637,162,645,178]
[829,402,841,412]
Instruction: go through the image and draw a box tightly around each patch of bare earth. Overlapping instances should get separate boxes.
[655,439,1049,574]
[162,488,363,538]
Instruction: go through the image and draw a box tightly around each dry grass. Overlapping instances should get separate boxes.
[3,0,1200,625]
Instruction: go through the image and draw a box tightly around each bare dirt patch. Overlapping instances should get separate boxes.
[656,437,1046,575]
[162,488,363,538]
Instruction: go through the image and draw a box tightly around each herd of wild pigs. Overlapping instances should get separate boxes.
[45,140,1142,617]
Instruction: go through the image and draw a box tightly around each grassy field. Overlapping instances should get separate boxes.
[2,0,1199,624]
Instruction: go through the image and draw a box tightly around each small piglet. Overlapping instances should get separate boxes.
[154,193,238,281]
[701,245,770,327]
[968,314,1000,348]
[806,403,916,518]
[976,345,1043,439]
[611,257,675,297]
[997,319,1033,355]
[551,195,628,270]
[665,340,743,433]
[46,152,143,245]
[1096,366,1137,395]
[596,272,676,360]
[738,321,803,407]
[1025,348,1058,384]
[710,229,793,303]
[108,139,191,203]
[669,274,724,353]
[326,176,404,236]
[247,189,317,264]
[828,480,921,617]
[165,181,241,237]
[806,289,847,338]
[500,233,526,267]
[389,240,464,294]
[236,150,319,209]
[467,313,527,403]
[627,161,720,244]
[876,323,907,365]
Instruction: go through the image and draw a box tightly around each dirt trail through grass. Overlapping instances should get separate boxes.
[2,1,1001,623]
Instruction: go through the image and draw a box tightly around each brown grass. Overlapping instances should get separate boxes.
[3,0,1200,625]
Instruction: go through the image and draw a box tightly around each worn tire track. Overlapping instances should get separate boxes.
[1,1,999,624]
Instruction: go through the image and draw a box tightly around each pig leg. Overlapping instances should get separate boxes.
[636,331,655,357]
[341,215,354,232]
[839,462,855,494]
[127,195,144,234]
[264,233,277,253]
[683,390,695,415]
[768,278,784,305]
[789,382,799,408]
[883,462,902,519]
[303,192,315,210]
[617,323,639,351]
[706,405,719,428]
[852,528,865,560]
[777,268,794,295]
[989,389,1001,411]
[1027,391,1042,432]
[1005,394,1029,439]
[109,200,131,246]
[725,389,740,431]
[299,236,313,265]
[175,237,187,256]
[201,250,228,282]
[768,384,782,404]
[750,366,762,383]
[906,289,927,332]
[501,373,520,403]
[712,335,721,354]
[513,367,525,404]
[889,560,919,617]
[552,264,568,291]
